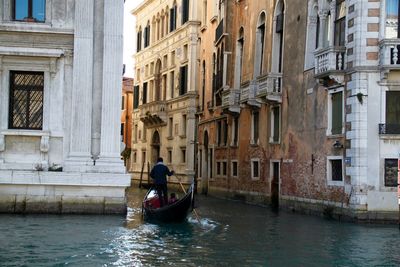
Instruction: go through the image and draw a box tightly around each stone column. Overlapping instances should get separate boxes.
[66,0,94,170]
[97,0,125,173]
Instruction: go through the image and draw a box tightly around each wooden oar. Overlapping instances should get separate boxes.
[174,174,201,223]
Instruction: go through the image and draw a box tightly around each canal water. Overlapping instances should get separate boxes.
[1,188,399,267]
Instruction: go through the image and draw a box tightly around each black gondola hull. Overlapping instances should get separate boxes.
[142,184,194,223]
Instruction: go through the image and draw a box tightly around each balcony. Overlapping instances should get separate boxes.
[221,89,240,114]
[139,101,167,127]
[379,123,400,135]
[314,46,346,80]
[256,73,282,103]
[379,39,400,72]
[239,81,261,107]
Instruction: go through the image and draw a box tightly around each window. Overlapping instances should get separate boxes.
[216,162,221,176]
[133,86,139,109]
[120,123,124,137]
[232,116,239,146]
[142,151,146,164]
[254,12,266,77]
[133,152,137,163]
[329,90,343,135]
[386,0,400,38]
[121,96,125,110]
[251,111,259,144]
[142,82,148,104]
[13,0,45,22]
[168,149,172,163]
[181,114,187,137]
[182,0,190,24]
[170,2,177,32]
[272,1,285,73]
[134,124,138,143]
[231,161,238,177]
[217,119,227,146]
[201,61,206,111]
[270,106,280,143]
[327,156,343,185]
[384,159,398,187]
[334,0,346,46]
[251,159,260,180]
[144,22,150,48]
[168,117,173,137]
[222,161,227,176]
[304,0,318,69]
[179,65,188,95]
[170,71,175,99]
[183,44,188,61]
[181,148,186,163]
[9,71,44,130]
[171,51,176,66]
[137,28,142,52]
[234,28,244,88]
[385,91,400,133]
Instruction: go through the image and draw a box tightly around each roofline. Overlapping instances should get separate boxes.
[131,0,153,16]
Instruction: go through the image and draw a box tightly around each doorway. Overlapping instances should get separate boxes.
[151,131,160,164]
[271,161,280,211]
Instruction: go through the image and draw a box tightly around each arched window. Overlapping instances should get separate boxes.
[254,12,266,78]
[182,0,190,24]
[144,21,150,48]
[234,27,244,88]
[304,0,318,69]
[137,26,142,52]
[272,1,284,73]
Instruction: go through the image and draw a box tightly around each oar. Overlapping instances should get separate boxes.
[174,174,201,223]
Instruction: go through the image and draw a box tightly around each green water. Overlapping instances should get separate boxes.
[0,189,399,266]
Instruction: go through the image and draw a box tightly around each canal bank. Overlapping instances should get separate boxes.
[206,185,399,224]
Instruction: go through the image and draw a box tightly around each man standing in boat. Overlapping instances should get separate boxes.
[150,157,174,207]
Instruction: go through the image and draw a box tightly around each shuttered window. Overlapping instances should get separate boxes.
[170,5,177,32]
[272,106,280,142]
[386,91,400,125]
[182,0,189,24]
[331,91,343,135]
[133,86,139,109]
[143,82,148,104]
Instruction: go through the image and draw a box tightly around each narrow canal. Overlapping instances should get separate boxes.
[1,187,399,266]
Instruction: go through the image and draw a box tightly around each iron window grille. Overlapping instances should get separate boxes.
[9,71,44,130]
[331,159,343,181]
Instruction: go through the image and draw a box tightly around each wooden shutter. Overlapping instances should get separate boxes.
[331,91,343,135]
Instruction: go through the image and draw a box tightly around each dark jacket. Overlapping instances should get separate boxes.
[150,162,173,185]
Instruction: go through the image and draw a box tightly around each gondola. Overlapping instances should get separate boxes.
[142,182,194,223]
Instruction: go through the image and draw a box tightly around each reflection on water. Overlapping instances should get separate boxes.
[0,187,399,266]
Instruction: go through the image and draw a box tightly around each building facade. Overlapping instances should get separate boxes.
[0,0,130,213]
[121,77,133,168]
[197,0,399,221]
[131,0,200,185]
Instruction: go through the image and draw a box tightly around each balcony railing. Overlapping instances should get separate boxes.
[256,73,282,103]
[221,89,240,113]
[315,46,346,77]
[379,39,400,68]
[379,123,400,135]
[240,80,260,107]
[215,19,224,44]
[139,101,167,127]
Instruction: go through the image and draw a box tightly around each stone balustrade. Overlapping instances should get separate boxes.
[314,46,346,77]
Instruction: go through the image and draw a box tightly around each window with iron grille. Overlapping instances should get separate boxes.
[9,71,44,130]
[384,159,398,187]
[13,0,45,22]
[330,159,343,181]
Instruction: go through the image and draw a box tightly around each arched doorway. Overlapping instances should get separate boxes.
[202,130,209,194]
[151,131,160,164]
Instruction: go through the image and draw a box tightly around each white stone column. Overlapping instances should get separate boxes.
[97,0,125,173]
[66,0,94,170]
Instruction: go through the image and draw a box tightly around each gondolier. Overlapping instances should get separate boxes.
[150,157,174,207]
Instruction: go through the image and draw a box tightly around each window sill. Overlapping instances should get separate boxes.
[179,135,187,139]
[200,25,207,32]
[1,129,49,137]
[167,136,174,140]
[327,180,344,186]
[326,133,344,139]
[379,134,400,140]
